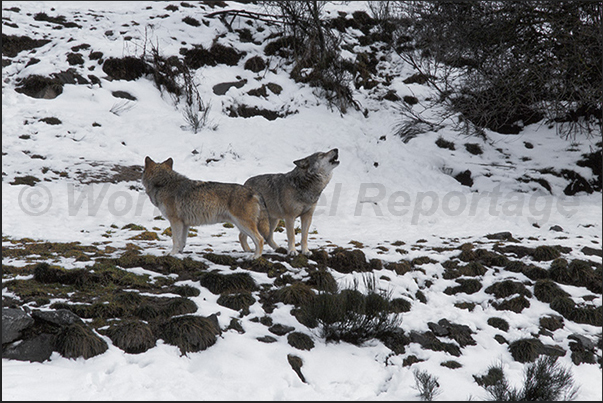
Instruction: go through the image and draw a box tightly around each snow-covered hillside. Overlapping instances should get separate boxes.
[2,1,601,401]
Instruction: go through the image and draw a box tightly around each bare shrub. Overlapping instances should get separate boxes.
[413,369,441,401]
[391,1,602,139]
[481,356,579,401]
[297,275,402,345]
[262,1,357,113]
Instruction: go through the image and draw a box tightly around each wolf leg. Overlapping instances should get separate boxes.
[267,218,280,250]
[249,231,264,259]
[300,207,315,256]
[169,220,185,255]
[284,216,298,256]
[234,219,264,259]
[239,232,252,252]
[179,224,189,253]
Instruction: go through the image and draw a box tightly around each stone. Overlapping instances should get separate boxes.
[2,308,34,344]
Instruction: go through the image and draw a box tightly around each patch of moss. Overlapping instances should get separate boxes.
[104,320,156,354]
[412,256,437,266]
[485,280,532,299]
[199,271,258,294]
[492,295,530,313]
[290,254,310,268]
[2,240,101,260]
[274,282,315,306]
[441,360,462,369]
[305,269,337,293]
[539,315,564,332]
[217,292,256,314]
[121,223,146,231]
[532,245,561,261]
[55,323,108,359]
[160,315,220,355]
[443,261,487,279]
[128,231,159,241]
[444,278,482,295]
[385,260,412,275]
[203,252,238,267]
[390,298,412,313]
[487,317,510,332]
[534,279,570,303]
[10,175,41,186]
[550,296,602,326]
[287,331,315,351]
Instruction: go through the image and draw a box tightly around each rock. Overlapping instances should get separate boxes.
[568,333,595,350]
[31,309,82,326]
[485,232,514,241]
[212,79,247,95]
[2,333,55,363]
[427,321,449,337]
[378,328,409,355]
[287,354,307,383]
[2,308,34,344]
[409,330,461,357]
[257,335,277,343]
[268,323,295,336]
[508,338,565,363]
[581,246,602,257]
[287,332,315,351]
[549,225,564,232]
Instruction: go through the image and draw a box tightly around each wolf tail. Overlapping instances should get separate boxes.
[257,195,271,242]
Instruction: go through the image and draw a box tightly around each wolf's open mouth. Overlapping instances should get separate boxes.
[330,149,339,164]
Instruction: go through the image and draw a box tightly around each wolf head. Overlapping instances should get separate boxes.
[293,148,340,176]
[142,156,175,189]
[144,156,173,171]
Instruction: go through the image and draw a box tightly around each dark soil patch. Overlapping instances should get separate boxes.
[508,338,565,363]
[244,55,266,72]
[33,12,81,28]
[2,34,51,57]
[227,104,291,121]
[102,56,148,81]
[15,75,63,99]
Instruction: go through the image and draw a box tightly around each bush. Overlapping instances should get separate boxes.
[413,369,441,401]
[161,315,220,355]
[480,356,579,401]
[297,275,402,345]
[105,320,156,354]
[395,2,602,138]
[262,1,357,113]
[55,323,108,359]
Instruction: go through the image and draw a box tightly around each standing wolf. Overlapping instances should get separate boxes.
[142,156,271,258]
[239,149,340,256]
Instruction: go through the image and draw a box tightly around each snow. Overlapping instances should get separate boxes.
[2,1,601,401]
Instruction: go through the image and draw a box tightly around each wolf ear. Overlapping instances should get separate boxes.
[163,157,174,169]
[294,157,310,169]
[144,156,155,169]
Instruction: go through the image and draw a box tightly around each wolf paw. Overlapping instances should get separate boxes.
[288,250,299,257]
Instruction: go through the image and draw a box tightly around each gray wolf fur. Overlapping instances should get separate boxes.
[142,156,270,259]
[239,148,340,256]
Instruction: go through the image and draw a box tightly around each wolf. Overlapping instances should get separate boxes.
[239,148,340,256]
[142,156,270,259]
